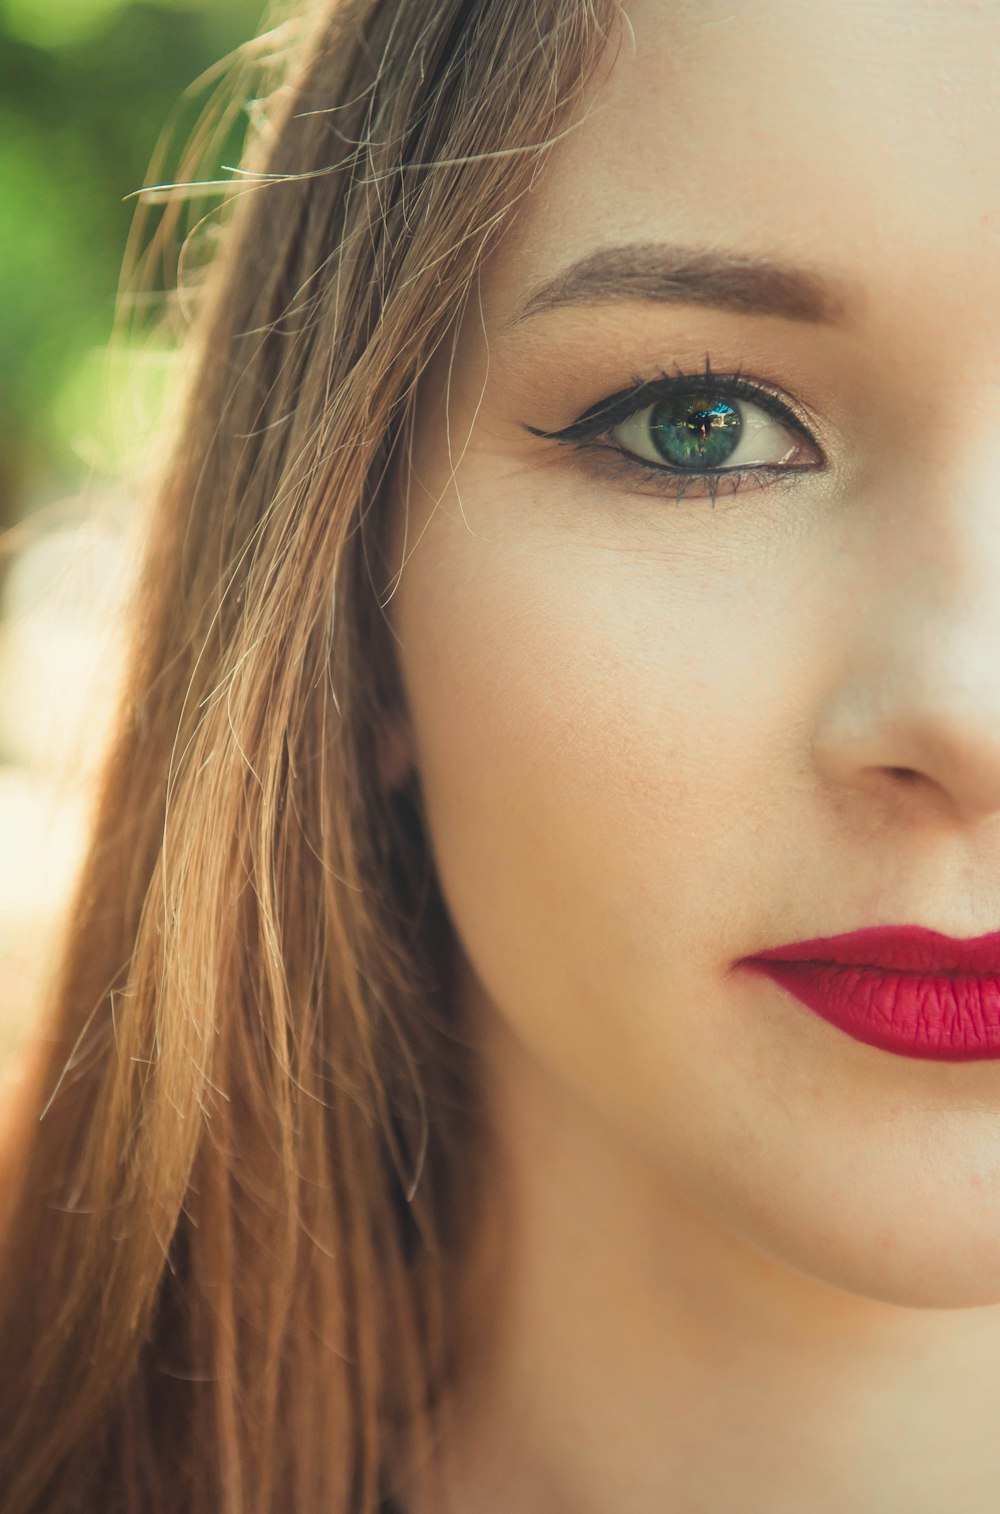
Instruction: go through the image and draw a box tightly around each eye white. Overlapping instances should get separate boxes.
[610,397,804,469]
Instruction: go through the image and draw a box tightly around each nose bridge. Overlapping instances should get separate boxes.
[813,435,1000,824]
[899,452,1000,614]
[860,330,1000,594]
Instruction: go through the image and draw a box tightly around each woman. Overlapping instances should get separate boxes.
[4,0,1000,1509]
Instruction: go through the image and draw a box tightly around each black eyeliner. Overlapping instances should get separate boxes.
[522,355,815,449]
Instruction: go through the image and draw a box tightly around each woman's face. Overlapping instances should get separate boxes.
[384,0,1000,1309]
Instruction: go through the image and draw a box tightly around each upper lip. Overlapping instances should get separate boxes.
[745,924,1000,976]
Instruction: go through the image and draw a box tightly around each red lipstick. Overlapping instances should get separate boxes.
[735,925,1000,1061]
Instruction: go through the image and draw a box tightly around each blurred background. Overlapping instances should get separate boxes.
[0,0,267,1079]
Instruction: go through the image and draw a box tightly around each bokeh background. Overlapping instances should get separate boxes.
[1,0,267,1079]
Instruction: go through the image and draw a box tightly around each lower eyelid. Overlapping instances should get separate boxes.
[570,437,824,502]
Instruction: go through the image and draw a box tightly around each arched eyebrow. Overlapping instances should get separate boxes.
[504,243,864,330]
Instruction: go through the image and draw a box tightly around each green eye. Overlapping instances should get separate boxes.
[610,386,805,479]
[646,393,742,470]
[521,359,826,506]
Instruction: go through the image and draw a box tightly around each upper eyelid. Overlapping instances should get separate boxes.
[523,369,825,449]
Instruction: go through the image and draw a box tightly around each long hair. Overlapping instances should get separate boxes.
[0,2,620,1510]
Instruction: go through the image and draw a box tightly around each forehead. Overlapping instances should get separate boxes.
[482,0,1000,338]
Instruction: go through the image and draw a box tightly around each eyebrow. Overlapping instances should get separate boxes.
[505,242,864,329]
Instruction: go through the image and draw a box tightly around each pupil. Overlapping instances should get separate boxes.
[648,391,741,469]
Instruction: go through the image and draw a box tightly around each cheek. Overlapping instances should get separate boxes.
[388,500,770,1116]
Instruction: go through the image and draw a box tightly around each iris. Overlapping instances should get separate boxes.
[647,392,742,469]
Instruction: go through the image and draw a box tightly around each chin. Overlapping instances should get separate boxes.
[759,1215,1000,1312]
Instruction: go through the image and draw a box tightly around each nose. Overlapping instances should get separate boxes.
[811,461,1000,829]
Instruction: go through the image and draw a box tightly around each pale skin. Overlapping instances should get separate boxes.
[379,1,1000,1511]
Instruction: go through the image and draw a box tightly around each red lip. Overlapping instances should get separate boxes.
[736,925,1000,1061]
[745,924,1000,976]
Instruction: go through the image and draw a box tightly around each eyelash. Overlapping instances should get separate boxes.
[523,352,824,507]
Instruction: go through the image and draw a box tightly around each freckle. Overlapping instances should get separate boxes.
[969,1172,985,1190]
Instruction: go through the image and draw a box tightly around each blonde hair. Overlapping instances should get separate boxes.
[0,2,620,1510]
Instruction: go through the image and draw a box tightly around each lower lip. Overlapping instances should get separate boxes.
[739,960,1000,1061]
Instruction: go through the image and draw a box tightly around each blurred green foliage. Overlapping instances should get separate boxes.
[0,0,267,526]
